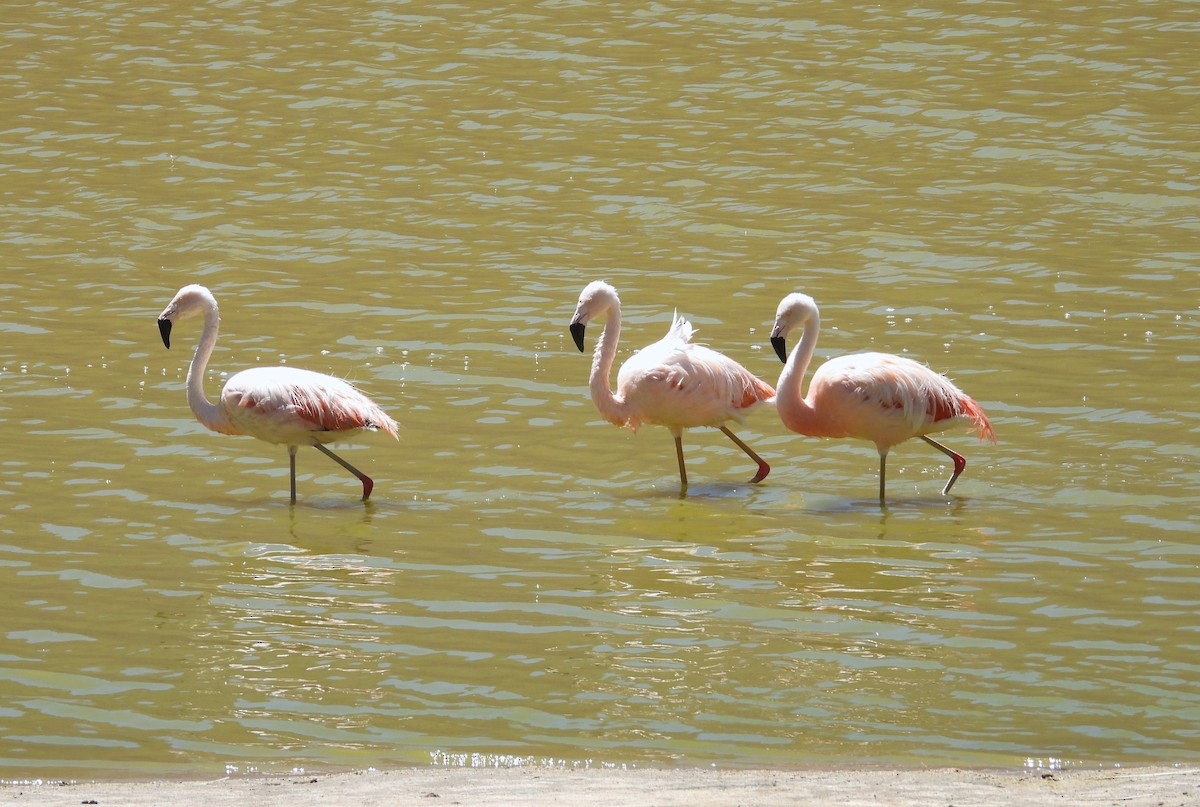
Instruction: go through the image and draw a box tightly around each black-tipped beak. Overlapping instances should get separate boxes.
[569,321,586,352]
[158,318,172,349]
[770,335,788,363]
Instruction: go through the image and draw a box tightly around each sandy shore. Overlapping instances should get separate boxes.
[3,765,1197,806]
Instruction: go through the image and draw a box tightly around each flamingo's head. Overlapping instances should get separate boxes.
[157,284,218,349]
[770,292,820,363]
[569,280,620,352]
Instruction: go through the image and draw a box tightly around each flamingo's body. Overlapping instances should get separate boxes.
[157,284,398,503]
[569,281,775,492]
[770,292,994,503]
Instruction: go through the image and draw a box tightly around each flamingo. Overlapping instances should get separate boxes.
[156,284,398,503]
[769,292,995,503]
[569,280,775,493]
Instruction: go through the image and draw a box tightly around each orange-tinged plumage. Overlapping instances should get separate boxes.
[770,292,995,503]
[570,281,775,492]
[157,284,397,503]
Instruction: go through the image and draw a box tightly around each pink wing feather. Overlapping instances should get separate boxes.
[814,353,993,445]
[222,367,398,444]
[616,312,774,432]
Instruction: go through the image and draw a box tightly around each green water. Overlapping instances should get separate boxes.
[1,0,1197,778]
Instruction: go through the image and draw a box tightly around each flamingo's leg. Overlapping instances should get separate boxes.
[920,435,967,495]
[313,443,375,501]
[288,445,298,504]
[878,452,888,505]
[673,434,688,494]
[718,426,770,484]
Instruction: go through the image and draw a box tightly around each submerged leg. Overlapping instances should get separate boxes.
[288,445,298,504]
[878,452,887,504]
[718,426,770,483]
[313,443,375,501]
[673,434,688,494]
[920,435,967,495]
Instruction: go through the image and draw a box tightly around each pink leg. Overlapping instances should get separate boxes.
[313,443,375,501]
[920,435,967,495]
[719,426,770,484]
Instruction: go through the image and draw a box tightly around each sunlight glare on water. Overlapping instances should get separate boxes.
[0,0,1198,779]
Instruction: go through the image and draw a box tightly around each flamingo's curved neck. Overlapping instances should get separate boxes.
[589,303,630,425]
[187,304,234,434]
[777,312,822,436]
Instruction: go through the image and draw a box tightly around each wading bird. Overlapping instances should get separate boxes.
[157,284,398,503]
[569,280,775,493]
[769,292,994,503]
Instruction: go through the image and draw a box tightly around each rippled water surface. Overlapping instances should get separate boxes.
[1,0,1198,778]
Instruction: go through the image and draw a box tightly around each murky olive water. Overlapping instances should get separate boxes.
[1,0,1197,779]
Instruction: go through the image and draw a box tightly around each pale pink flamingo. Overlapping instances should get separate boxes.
[569,280,775,493]
[770,292,995,503]
[157,284,398,503]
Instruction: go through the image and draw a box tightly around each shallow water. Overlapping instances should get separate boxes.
[1,0,1198,778]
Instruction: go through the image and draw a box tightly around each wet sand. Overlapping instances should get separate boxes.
[3,765,1196,806]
